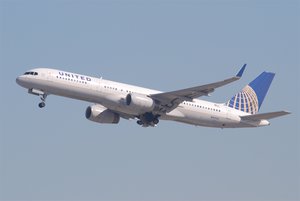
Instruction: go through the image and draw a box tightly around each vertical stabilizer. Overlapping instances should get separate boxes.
[226,72,275,114]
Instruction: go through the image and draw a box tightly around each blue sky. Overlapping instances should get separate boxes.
[0,0,299,200]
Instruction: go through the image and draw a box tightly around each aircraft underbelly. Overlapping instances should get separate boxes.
[163,107,228,128]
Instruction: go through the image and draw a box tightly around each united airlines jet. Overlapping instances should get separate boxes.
[16,65,290,128]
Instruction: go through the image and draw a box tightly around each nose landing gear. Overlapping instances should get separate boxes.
[28,88,48,108]
[38,102,46,108]
[38,94,47,108]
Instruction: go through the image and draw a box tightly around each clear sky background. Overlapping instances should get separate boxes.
[0,0,299,200]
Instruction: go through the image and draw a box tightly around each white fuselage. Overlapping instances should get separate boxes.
[16,68,268,128]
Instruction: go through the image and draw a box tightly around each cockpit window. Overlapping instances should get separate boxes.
[24,71,38,76]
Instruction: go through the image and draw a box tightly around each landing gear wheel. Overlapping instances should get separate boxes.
[153,118,159,125]
[38,102,46,108]
[38,93,47,108]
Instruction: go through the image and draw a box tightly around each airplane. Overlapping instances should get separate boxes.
[16,64,290,128]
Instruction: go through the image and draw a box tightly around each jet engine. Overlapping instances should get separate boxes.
[85,105,120,124]
[125,93,155,113]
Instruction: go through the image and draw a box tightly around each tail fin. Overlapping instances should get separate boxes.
[226,71,275,114]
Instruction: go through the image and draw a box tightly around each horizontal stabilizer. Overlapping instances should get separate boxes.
[241,111,291,121]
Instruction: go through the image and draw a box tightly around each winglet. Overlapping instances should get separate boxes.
[236,64,247,78]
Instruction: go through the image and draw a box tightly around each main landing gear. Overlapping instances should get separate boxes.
[38,94,47,108]
[137,112,160,127]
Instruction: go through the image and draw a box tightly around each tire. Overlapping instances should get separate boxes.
[38,102,45,108]
[153,118,159,125]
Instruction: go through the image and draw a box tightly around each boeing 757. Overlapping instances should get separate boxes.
[16,65,290,128]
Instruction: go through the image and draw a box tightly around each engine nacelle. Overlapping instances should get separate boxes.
[126,93,155,113]
[85,105,120,124]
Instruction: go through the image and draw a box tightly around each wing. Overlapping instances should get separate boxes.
[240,111,291,121]
[150,64,246,113]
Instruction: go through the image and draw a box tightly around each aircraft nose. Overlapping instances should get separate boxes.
[16,76,21,85]
[16,75,26,86]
